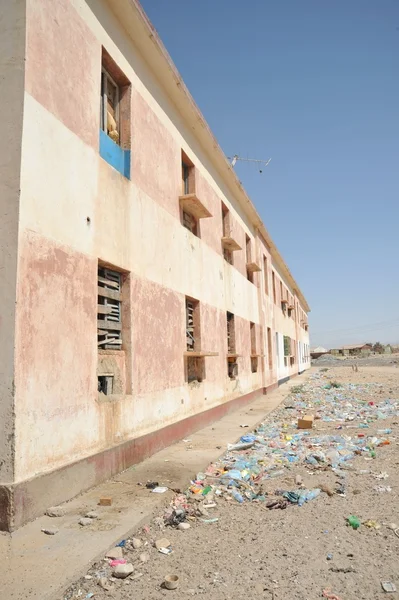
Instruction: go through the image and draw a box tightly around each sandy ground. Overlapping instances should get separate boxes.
[63,365,399,600]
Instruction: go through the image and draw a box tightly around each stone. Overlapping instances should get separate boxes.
[113,563,134,579]
[139,552,150,563]
[255,583,264,594]
[84,575,92,580]
[79,517,93,527]
[41,527,59,535]
[98,577,112,591]
[85,511,99,519]
[155,538,171,550]
[46,506,66,518]
[106,546,123,559]
[132,537,142,549]
[295,475,303,486]
[177,522,191,531]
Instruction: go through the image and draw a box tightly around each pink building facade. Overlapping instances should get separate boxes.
[0,0,310,530]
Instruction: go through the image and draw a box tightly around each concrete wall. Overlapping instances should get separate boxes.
[10,0,310,488]
[0,0,26,485]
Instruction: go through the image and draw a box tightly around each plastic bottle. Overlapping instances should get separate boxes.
[347,515,361,529]
[231,489,244,503]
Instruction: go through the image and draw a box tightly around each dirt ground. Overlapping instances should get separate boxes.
[63,364,399,600]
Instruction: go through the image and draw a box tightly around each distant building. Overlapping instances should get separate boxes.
[310,346,329,359]
[330,344,372,357]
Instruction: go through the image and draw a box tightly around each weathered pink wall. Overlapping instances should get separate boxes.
[132,91,180,219]
[130,278,185,394]
[14,231,98,479]
[25,0,100,150]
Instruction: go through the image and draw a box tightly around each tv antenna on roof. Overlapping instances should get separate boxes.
[228,155,272,173]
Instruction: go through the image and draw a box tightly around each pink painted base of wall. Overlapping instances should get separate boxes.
[0,383,282,531]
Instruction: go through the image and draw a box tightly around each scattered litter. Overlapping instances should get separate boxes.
[109,559,127,567]
[41,527,59,535]
[146,481,159,489]
[116,539,126,547]
[374,472,389,480]
[164,574,179,590]
[330,566,355,573]
[363,519,381,529]
[297,415,314,429]
[381,581,397,593]
[158,547,173,555]
[326,553,333,560]
[98,497,112,506]
[240,424,249,428]
[155,538,171,550]
[152,486,169,493]
[200,518,219,523]
[374,485,392,493]
[322,589,343,600]
[347,516,361,529]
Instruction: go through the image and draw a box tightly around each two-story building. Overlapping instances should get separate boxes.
[0,0,310,530]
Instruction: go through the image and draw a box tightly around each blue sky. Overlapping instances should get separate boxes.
[141,0,399,348]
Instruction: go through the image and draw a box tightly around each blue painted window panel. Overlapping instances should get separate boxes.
[99,129,131,179]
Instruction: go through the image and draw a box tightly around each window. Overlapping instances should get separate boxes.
[99,49,131,178]
[267,327,273,369]
[227,312,237,378]
[101,69,120,144]
[186,298,200,351]
[179,151,212,238]
[222,203,233,265]
[181,151,194,195]
[250,322,258,373]
[283,335,290,367]
[246,235,254,283]
[98,374,114,395]
[98,266,123,349]
[263,256,269,295]
[272,272,276,304]
[182,210,198,236]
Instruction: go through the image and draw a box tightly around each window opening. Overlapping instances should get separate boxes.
[263,256,268,295]
[246,235,254,283]
[182,210,198,235]
[98,374,114,395]
[227,312,235,354]
[186,299,196,351]
[101,69,120,144]
[267,327,273,369]
[250,322,258,373]
[98,266,122,349]
[272,272,276,304]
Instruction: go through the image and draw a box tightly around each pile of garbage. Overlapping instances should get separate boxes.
[166,372,398,513]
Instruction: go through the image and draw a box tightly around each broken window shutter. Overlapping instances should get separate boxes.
[98,267,122,349]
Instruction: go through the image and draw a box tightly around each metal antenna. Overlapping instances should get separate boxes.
[229,155,272,173]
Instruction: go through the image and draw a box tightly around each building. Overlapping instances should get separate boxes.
[330,344,372,357]
[310,347,329,359]
[0,0,310,531]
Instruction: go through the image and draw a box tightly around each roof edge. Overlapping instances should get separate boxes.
[124,0,310,312]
